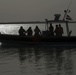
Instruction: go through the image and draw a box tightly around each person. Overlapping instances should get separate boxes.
[49,23,54,36]
[18,26,26,36]
[27,27,33,36]
[34,26,41,36]
[54,25,59,36]
[58,24,63,36]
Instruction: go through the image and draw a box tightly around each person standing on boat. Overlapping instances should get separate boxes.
[58,24,63,36]
[54,25,59,36]
[27,27,33,36]
[34,26,41,36]
[49,23,54,36]
[18,26,26,36]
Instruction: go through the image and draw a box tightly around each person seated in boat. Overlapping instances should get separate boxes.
[27,27,33,36]
[58,24,63,36]
[18,26,26,36]
[49,23,54,36]
[34,26,41,36]
[54,25,59,36]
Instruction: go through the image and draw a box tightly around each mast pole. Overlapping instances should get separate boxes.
[45,19,48,30]
[63,0,72,20]
[63,0,72,36]
[66,21,69,36]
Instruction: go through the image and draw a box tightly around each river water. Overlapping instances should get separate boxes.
[0,45,76,75]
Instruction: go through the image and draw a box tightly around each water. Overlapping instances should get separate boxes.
[0,45,76,75]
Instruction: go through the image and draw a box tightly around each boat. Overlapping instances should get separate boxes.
[0,19,76,46]
[0,10,76,46]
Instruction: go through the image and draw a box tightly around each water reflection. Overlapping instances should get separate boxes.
[64,50,73,75]
[55,48,64,75]
[0,46,75,75]
[18,48,27,63]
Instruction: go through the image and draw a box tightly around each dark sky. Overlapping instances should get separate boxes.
[0,0,75,22]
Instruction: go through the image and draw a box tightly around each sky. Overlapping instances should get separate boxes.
[0,0,75,22]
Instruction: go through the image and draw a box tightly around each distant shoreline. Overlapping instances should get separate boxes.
[0,21,45,24]
[0,20,76,24]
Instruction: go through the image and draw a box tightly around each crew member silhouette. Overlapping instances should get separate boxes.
[34,26,41,36]
[18,26,26,36]
[27,27,33,36]
[49,23,54,36]
[54,25,59,36]
[58,24,63,36]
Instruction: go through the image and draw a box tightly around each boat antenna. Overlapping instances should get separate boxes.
[63,0,72,20]
[67,0,72,10]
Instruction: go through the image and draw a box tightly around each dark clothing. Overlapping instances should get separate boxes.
[54,25,63,36]
[54,27,59,36]
[27,28,33,36]
[18,27,26,36]
[34,27,41,36]
[58,26,63,36]
[49,26,54,36]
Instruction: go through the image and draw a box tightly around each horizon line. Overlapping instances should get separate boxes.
[0,20,76,24]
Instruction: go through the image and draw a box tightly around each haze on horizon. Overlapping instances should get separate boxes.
[0,0,75,22]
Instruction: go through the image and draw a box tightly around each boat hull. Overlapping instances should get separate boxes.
[0,34,76,46]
